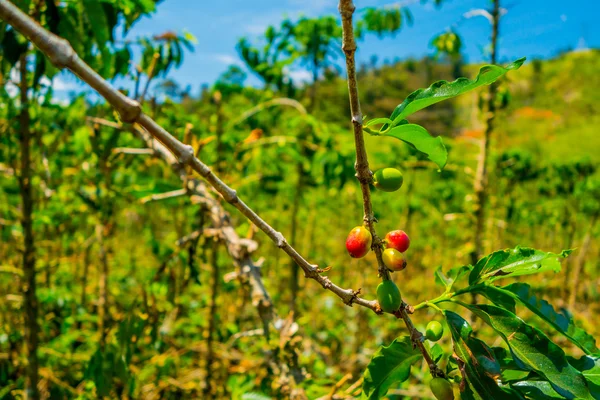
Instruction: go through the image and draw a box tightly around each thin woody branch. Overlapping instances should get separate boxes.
[338,0,443,377]
[0,0,380,313]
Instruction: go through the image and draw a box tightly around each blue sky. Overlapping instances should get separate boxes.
[57,0,598,94]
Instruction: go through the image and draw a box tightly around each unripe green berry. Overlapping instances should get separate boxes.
[376,280,401,313]
[430,378,454,400]
[382,248,407,271]
[345,226,372,258]
[425,321,444,342]
[373,168,404,192]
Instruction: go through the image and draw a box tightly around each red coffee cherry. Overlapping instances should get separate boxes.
[385,230,410,253]
[346,226,372,258]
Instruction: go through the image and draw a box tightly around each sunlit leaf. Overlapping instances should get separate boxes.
[468,246,570,285]
[389,58,525,124]
[511,381,565,399]
[380,123,447,168]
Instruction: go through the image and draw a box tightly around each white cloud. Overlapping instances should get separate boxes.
[288,69,312,83]
[211,53,244,67]
[39,76,80,91]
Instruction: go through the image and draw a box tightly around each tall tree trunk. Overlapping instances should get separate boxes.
[308,61,319,113]
[18,52,40,400]
[80,240,91,311]
[213,91,224,175]
[96,224,109,348]
[289,63,320,313]
[205,243,220,398]
[568,213,598,309]
[470,0,500,266]
[289,169,303,314]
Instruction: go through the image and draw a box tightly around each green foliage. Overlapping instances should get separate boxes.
[361,336,421,399]
[462,304,593,399]
[469,246,569,285]
[431,30,462,56]
[389,58,525,125]
[357,7,412,38]
[446,311,516,399]
[291,16,342,73]
[237,21,296,93]
[469,283,600,356]
[380,123,447,168]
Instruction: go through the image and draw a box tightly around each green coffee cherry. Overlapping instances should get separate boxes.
[373,168,404,192]
[376,280,401,313]
[430,378,454,400]
[425,321,444,342]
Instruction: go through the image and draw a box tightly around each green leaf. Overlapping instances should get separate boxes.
[467,284,516,313]
[389,57,525,124]
[460,303,593,399]
[472,283,600,356]
[430,343,444,363]
[445,311,516,399]
[569,355,600,397]
[468,246,570,285]
[83,0,110,49]
[511,381,565,399]
[381,123,447,168]
[361,336,421,400]
[1,29,28,66]
[434,265,471,291]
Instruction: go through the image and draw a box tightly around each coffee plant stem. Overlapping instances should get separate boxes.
[0,0,380,314]
[338,0,389,281]
[338,0,443,377]
[18,49,40,400]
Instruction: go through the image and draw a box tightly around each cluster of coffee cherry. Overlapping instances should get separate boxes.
[344,168,453,399]
[344,167,411,313]
[345,226,410,313]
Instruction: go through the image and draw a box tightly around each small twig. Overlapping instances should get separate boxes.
[226,328,265,346]
[316,373,352,400]
[86,116,122,129]
[111,147,154,155]
[228,97,307,128]
[140,188,187,204]
[139,52,160,105]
